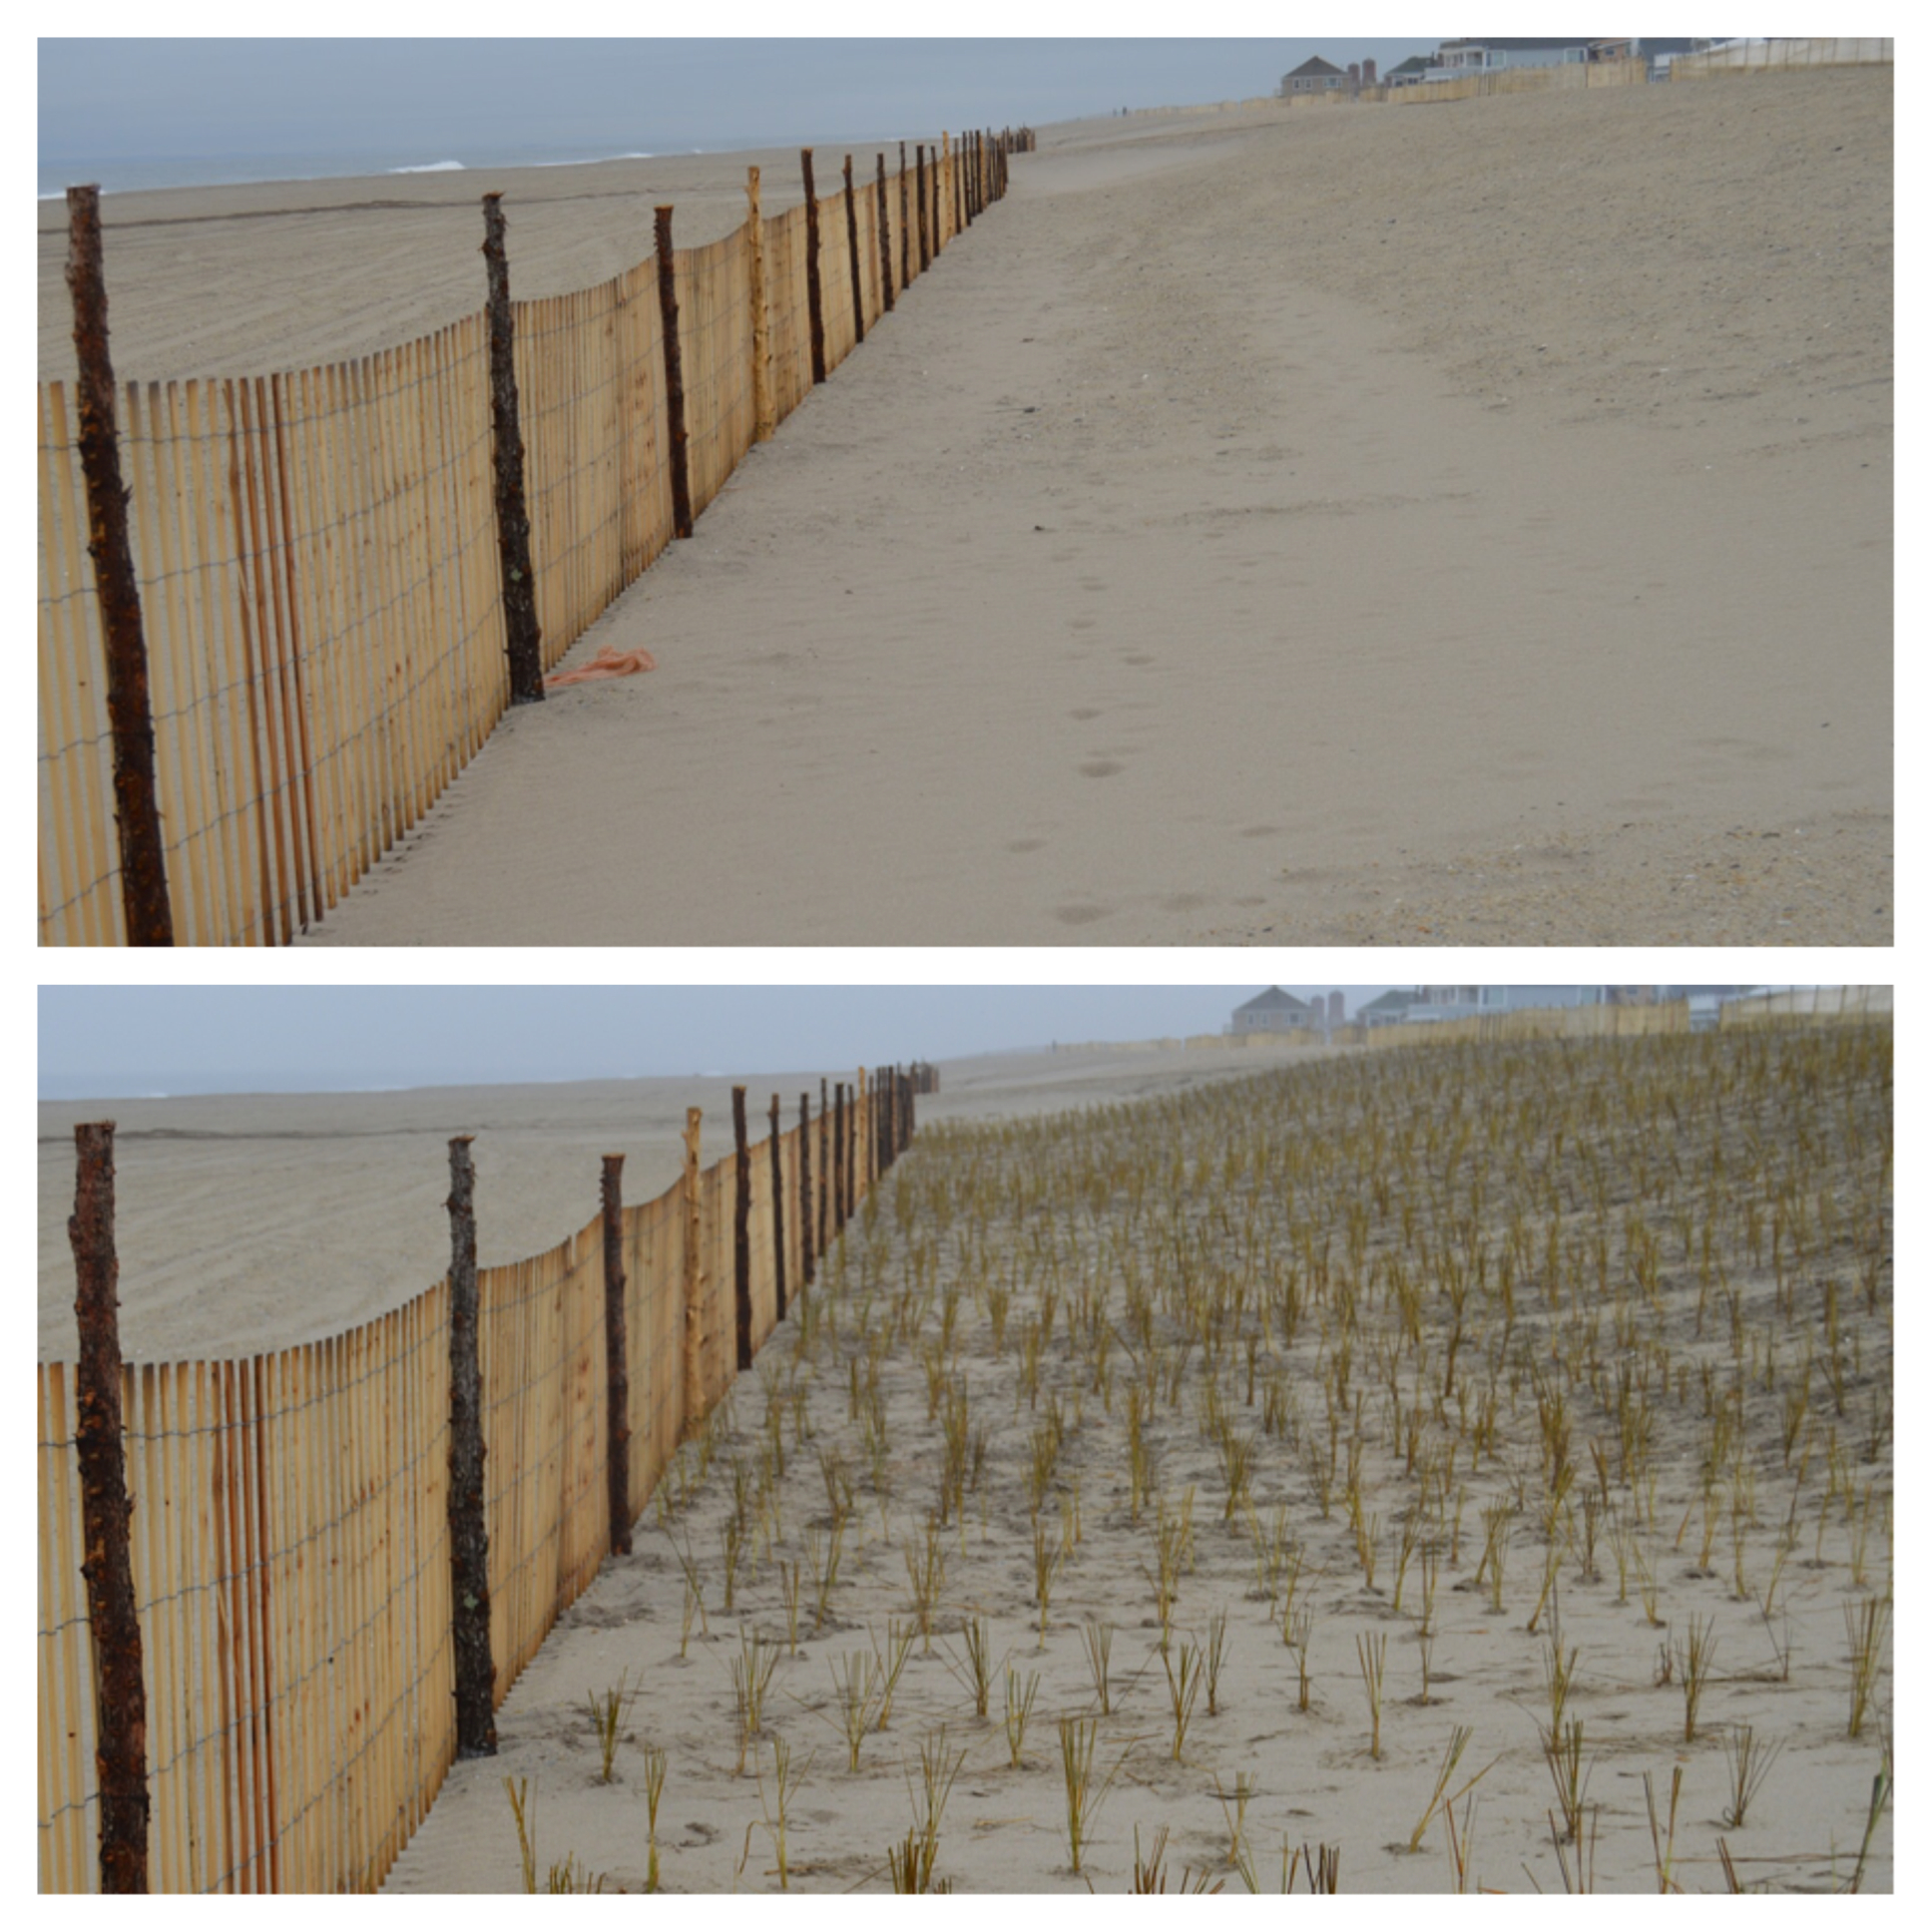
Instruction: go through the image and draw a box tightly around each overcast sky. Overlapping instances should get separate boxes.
[38,984,1399,1098]
[39,31,1441,174]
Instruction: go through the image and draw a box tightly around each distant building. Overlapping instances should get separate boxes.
[1590,37,1699,75]
[1359,989,1420,1028]
[1280,56,1348,96]
[1434,37,1596,71]
[1231,987,1315,1034]
[1385,54,1437,87]
[1407,987,1607,1023]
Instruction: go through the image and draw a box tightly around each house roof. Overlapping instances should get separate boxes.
[1284,56,1347,78]
[1235,986,1311,1015]
[1358,989,1417,1015]
[1439,38,1596,52]
[1388,55,1435,73]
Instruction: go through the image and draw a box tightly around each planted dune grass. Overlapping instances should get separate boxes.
[484,1021,1890,1892]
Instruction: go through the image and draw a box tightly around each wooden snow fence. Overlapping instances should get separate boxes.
[38,1068,923,1890]
[39,130,1017,945]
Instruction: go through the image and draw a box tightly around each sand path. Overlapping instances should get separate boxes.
[270,82,1889,946]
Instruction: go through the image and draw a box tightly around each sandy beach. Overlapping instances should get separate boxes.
[39,77,1891,946]
[39,1024,1893,1895]
[371,1020,1890,1895]
[37,1043,1275,1362]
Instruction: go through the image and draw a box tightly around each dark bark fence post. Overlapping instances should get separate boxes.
[899,142,912,286]
[800,150,827,385]
[68,1122,151,1892]
[445,1134,497,1758]
[601,1154,631,1556]
[731,1087,753,1370]
[768,1095,787,1324]
[916,145,930,272]
[832,1081,846,1237]
[745,168,775,441]
[797,1092,815,1289]
[818,1079,830,1255]
[841,156,866,346]
[653,206,694,540]
[480,196,546,707]
[66,188,175,946]
[874,154,895,314]
[682,1109,704,1429]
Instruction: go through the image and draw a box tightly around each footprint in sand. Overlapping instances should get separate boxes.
[1080,759,1125,778]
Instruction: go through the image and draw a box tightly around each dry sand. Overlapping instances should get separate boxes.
[371,1021,1888,1894]
[36,1043,1271,1362]
[39,80,1891,945]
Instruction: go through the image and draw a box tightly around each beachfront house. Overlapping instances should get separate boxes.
[1589,38,1700,76]
[1230,986,1315,1034]
[1433,38,1597,71]
[1279,56,1348,97]
[1359,989,1420,1028]
[1407,986,1610,1023]
[1385,55,1438,88]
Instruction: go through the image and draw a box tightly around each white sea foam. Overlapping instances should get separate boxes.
[388,160,466,174]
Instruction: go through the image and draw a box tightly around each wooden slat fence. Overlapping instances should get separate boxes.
[39,1074,911,1890]
[40,132,1001,945]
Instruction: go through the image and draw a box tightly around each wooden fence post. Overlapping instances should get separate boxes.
[832,1082,846,1236]
[898,143,911,287]
[874,154,894,314]
[653,207,694,539]
[818,1079,830,1255]
[731,1087,753,1369]
[480,195,546,707]
[66,188,175,945]
[682,1108,704,1429]
[445,1134,497,1757]
[745,168,774,440]
[68,1121,150,1891]
[916,145,930,272]
[800,150,827,384]
[797,1091,814,1289]
[768,1095,787,1324]
[842,156,866,345]
[601,1154,631,1556]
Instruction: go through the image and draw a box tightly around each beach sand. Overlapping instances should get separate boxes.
[36,1043,1275,1361]
[366,1024,1888,1893]
[40,80,1890,945]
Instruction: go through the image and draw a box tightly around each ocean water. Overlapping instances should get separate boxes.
[33,139,758,201]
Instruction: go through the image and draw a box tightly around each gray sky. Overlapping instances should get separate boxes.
[37,985,1398,1098]
[39,35,1440,173]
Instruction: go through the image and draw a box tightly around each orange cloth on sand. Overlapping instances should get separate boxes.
[544,644,658,690]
